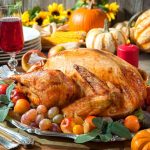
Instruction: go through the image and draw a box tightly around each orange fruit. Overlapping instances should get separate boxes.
[84,116,96,128]
[124,115,140,133]
[73,125,84,135]
[60,118,75,133]
[14,99,30,114]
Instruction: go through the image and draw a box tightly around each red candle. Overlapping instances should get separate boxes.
[117,44,139,67]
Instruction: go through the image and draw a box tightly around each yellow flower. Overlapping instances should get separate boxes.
[66,9,72,18]
[42,16,50,26]
[105,2,119,22]
[48,3,67,22]
[48,3,64,15]
[34,11,50,26]
[22,11,30,24]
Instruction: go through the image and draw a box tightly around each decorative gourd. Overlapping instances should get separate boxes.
[131,129,150,150]
[113,21,129,37]
[68,1,107,32]
[132,9,150,52]
[86,20,127,53]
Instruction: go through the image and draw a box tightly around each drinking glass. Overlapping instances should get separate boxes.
[0,5,24,73]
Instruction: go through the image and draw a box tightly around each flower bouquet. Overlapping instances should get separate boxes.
[21,0,120,50]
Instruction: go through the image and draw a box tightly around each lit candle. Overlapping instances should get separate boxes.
[117,44,139,67]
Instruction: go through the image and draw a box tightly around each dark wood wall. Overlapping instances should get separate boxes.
[0,0,150,21]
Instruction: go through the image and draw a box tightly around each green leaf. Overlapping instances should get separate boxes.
[72,0,87,10]
[92,117,103,129]
[147,80,150,86]
[101,0,109,5]
[0,81,6,84]
[110,122,132,140]
[6,83,15,101]
[98,4,109,12]
[0,106,10,122]
[0,95,9,104]
[8,102,14,108]
[99,133,112,142]
[134,108,144,122]
[29,6,41,20]
[8,1,22,15]
[75,129,100,143]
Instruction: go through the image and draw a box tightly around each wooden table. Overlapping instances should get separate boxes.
[0,135,131,150]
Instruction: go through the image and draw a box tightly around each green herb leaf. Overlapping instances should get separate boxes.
[8,102,14,108]
[0,95,9,104]
[75,129,100,143]
[29,6,41,20]
[99,133,112,142]
[98,4,108,12]
[92,117,103,129]
[134,108,144,122]
[0,106,10,122]
[0,80,6,84]
[6,83,15,101]
[110,122,132,140]
[72,0,87,10]
[101,0,109,5]
[147,79,150,86]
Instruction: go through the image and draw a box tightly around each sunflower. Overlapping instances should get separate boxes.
[22,11,36,26]
[48,3,67,23]
[66,9,72,19]
[105,2,119,22]
[34,11,50,26]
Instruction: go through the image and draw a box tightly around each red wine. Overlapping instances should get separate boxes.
[0,17,24,53]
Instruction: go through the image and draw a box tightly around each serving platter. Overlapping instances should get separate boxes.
[7,118,127,143]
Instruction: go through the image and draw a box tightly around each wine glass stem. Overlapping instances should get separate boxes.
[8,54,18,73]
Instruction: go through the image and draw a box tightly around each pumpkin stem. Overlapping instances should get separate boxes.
[88,0,96,9]
[104,19,109,32]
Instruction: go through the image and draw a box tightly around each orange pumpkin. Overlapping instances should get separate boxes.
[131,129,150,150]
[69,3,107,32]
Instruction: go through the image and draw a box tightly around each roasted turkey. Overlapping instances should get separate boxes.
[10,48,147,118]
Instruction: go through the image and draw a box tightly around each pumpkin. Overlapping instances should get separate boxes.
[113,21,129,37]
[86,20,127,53]
[68,2,107,32]
[132,9,150,52]
[131,129,150,150]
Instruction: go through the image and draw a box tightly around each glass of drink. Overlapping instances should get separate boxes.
[0,5,24,73]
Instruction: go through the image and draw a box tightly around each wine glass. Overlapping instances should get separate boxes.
[0,5,24,74]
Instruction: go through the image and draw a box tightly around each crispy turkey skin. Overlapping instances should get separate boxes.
[11,48,147,118]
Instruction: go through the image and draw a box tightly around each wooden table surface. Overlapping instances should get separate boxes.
[0,137,131,150]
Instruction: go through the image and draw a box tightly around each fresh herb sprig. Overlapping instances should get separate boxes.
[75,117,132,143]
[0,82,15,122]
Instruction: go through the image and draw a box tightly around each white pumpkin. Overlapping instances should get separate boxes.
[113,21,129,37]
[86,20,127,53]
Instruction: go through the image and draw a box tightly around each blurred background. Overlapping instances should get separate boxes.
[0,0,150,21]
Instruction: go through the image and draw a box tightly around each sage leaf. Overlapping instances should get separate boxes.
[0,95,9,104]
[0,80,5,84]
[147,80,150,86]
[8,102,14,108]
[134,108,144,122]
[92,117,103,129]
[110,122,132,140]
[99,133,112,142]
[0,106,10,122]
[75,129,100,143]
[6,82,15,101]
